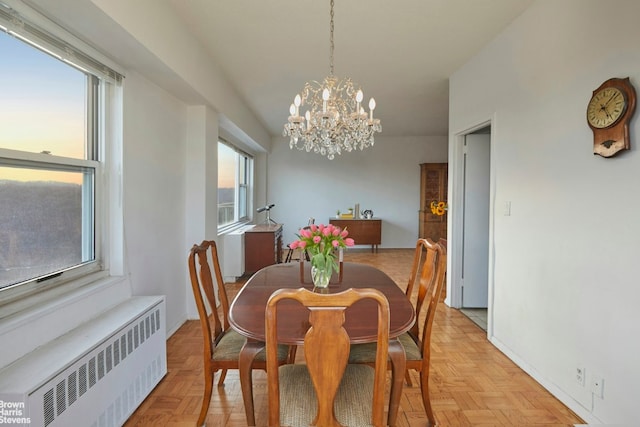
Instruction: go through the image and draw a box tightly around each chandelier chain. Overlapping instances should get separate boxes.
[329,0,334,76]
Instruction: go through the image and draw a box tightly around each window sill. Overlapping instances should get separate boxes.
[218,220,253,236]
[0,272,126,329]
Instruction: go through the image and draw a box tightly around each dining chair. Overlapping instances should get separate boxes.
[285,220,314,262]
[350,237,434,387]
[265,287,390,427]
[188,240,291,426]
[285,243,310,262]
[348,238,447,427]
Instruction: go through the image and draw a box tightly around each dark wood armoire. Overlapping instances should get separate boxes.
[419,163,448,242]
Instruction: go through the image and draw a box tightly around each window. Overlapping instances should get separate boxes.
[218,140,252,229]
[0,4,122,299]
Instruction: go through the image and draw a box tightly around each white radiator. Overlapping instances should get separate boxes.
[222,224,254,280]
[0,296,166,427]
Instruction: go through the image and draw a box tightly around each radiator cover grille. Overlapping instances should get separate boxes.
[0,296,166,427]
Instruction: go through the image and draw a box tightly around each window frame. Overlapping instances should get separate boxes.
[0,2,123,311]
[217,140,253,232]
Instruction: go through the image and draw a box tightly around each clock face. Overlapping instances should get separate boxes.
[587,87,627,129]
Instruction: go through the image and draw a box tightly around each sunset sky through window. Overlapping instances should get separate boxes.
[0,30,86,183]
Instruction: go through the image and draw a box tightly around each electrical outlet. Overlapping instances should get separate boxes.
[591,375,604,398]
[575,367,586,386]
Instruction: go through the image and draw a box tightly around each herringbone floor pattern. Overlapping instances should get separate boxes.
[124,249,583,426]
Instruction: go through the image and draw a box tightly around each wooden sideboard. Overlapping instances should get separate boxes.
[329,219,381,252]
[244,223,283,274]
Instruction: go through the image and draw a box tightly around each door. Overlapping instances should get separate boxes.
[419,163,447,241]
[462,133,490,308]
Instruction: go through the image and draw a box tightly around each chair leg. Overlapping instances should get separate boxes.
[217,369,228,386]
[420,371,436,427]
[287,344,298,363]
[404,369,413,387]
[197,365,214,427]
[239,341,266,426]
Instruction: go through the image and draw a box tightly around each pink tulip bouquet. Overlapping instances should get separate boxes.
[289,223,355,279]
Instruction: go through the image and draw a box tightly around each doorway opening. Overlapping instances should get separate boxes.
[450,122,492,334]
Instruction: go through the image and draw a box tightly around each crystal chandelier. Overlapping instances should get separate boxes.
[283,0,382,160]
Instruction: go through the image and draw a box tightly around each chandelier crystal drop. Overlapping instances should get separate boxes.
[283,0,381,160]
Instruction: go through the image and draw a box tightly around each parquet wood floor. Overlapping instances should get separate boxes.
[124,249,583,426]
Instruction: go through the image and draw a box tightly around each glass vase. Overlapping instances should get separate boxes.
[311,265,331,288]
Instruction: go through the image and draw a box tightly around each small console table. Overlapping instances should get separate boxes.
[244,223,283,273]
[329,218,381,253]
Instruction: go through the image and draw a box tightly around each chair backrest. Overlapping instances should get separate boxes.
[265,287,390,427]
[404,238,438,312]
[404,238,447,353]
[188,240,231,360]
[419,239,446,361]
[437,237,447,250]
[437,237,448,301]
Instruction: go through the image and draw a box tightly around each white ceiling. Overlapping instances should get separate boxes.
[22,0,534,138]
[167,0,535,137]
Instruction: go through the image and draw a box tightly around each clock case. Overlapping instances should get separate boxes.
[587,77,636,158]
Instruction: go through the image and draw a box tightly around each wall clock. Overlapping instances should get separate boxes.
[587,77,636,157]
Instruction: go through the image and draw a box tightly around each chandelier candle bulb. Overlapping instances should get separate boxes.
[322,88,330,113]
[294,94,301,116]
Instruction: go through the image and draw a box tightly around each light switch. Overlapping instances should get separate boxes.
[504,201,511,216]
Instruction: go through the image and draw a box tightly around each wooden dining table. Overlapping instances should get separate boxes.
[229,261,415,426]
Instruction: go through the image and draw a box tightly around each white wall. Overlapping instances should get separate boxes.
[449,0,640,423]
[268,135,448,248]
[122,72,190,335]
